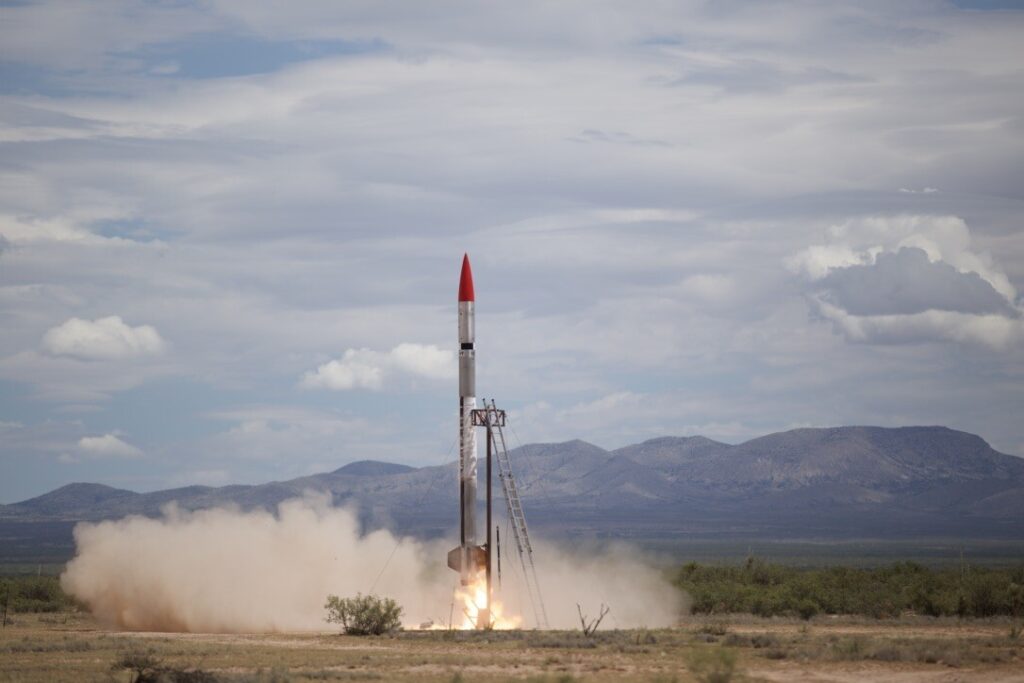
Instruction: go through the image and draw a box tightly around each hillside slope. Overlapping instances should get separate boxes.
[4,426,1022,541]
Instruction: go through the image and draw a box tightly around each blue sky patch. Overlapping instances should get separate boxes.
[128,34,388,79]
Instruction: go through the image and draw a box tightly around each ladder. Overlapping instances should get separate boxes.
[483,399,549,629]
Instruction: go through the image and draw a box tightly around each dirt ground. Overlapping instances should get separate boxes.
[1,612,1022,682]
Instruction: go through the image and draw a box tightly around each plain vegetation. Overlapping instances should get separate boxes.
[3,611,1023,681]
[0,575,79,614]
[324,594,403,636]
[5,559,1024,624]
[3,561,1024,680]
[674,557,1024,619]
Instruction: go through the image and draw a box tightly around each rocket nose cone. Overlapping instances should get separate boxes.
[458,253,475,302]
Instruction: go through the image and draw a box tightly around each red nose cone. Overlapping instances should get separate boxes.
[458,253,475,302]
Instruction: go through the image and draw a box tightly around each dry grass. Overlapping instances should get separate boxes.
[1,612,1022,682]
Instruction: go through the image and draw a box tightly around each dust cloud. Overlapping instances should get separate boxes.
[61,496,683,632]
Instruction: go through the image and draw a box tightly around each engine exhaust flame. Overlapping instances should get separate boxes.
[453,571,522,630]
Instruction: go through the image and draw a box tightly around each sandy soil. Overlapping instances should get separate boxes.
[1,612,1021,682]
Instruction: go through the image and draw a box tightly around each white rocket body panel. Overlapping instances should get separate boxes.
[457,299,478,585]
[459,398,477,539]
[459,301,475,346]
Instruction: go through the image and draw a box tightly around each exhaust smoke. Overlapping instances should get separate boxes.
[61,496,682,632]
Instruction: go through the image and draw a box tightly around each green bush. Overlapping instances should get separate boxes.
[686,647,739,683]
[0,576,75,614]
[110,645,221,683]
[112,646,163,682]
[796,599,819,621]
[324,593,402,635]
[673,559,1024,619]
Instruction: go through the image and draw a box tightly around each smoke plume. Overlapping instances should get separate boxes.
[61,496,682,632]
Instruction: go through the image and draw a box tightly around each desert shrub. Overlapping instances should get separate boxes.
[324,593,402,635]
[686,647,739,683]
[745,557,784,587]
[634,629,657,645]
[1,576,73,613]
[233,670,294,683]
[722,633,749,647]
[674,559,1024,618]
[112,646,164,682]
[696,622,729,636]
[3,637,92,653]
[796,599,819,620]
[722,631,782,649]
[112,644,228,683]
[831,637,864,660]
[1008,582,1024,617]
[527,633,598,649]
[965,573,1004,617]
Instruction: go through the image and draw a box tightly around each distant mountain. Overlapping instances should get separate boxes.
[10,483,139,517]
[3,427,1023,551]
[333,460,416,477]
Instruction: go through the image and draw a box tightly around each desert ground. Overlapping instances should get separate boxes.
[2,612,1023,682]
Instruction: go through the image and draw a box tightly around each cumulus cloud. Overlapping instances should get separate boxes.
[790,215,1023,349]
[1,215,97,245]
[814,302,1022,349]
[786,244,872,281]
[819,248,1017,317]
[76,433,143,459]
[811,215,1016,302]
[299,349,383,390]
[300,343,454,391]
[41,316,165,360]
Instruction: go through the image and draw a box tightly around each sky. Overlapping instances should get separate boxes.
[1,1,1023,502]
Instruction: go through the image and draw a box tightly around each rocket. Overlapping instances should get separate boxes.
[448,254,485,586]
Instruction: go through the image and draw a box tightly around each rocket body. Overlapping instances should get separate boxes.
[449,254,482,586]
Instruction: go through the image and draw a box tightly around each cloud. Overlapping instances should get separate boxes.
[1,215,100,245]
[677,273,738,306]
[3,2,1024,498]
[299,349,383,390]
[567,129,670,147]
[786,244,872,281]
[41,316,165,361]
[813,302,1022,349]
[150,62,181,76]
[790,215,1023,348]
[811,215,1016,302]
[670,58,863,94]
[76,434,143,459]
[300,343,454,391]
[819,247,1017,317]
[388,343,456,379]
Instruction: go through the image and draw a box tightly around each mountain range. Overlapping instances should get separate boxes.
[2,426,1023,563]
